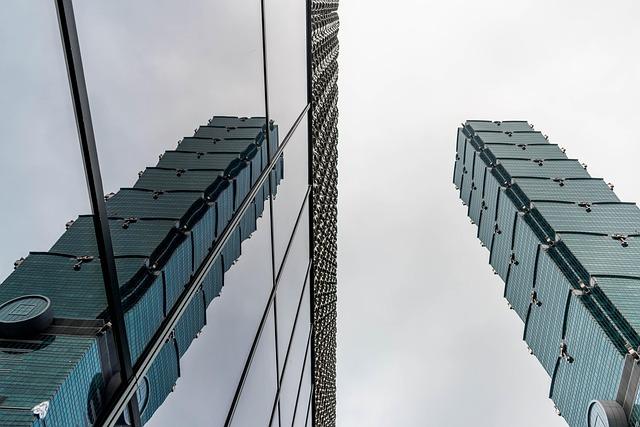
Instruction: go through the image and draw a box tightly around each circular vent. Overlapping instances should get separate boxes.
[0,295,53,338]
[587,401,627,427]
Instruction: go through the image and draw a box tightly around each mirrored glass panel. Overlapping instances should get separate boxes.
[146,199,274,426]
[271,118,310,269]
[294,339,313,427]
[264,0,308,135]
[277,271,311,426]
[275,201,310,373]
[231,305,278,426]
[0,2,89,281]
[73,0,267,196]
[0,4,119,425]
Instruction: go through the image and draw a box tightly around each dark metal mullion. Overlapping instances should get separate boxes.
[54,1,141,425]
[268,262,312,425]
[304,0,316,424]
[291,324,313,427]
[224,187,310,426]
[304,384,314,427]
[101,102,308,425]
[257,0,283,424]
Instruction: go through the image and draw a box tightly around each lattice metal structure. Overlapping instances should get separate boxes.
[454,121,640,427]
[309,0,339,425]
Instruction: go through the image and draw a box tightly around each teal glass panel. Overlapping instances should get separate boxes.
[472,130,548,146]
[0,335,102,425]
[489,188,519,281]
[496,158,590,179]
[162,237,193,311]
[141,341,180,424]
[524,250,572,375]
[465,120,533,133]
[512,177,619,204]
[468,158,488,225]
[483,143,567,161]
[125,274,165,363]
[505,216,542,320]
[532,202,640,239]
[106,189,203,221]
[460,139,476,205]
[551,296,625,427]
[175,289,206,357]
[477,172,501,247]
[453,128,465,188]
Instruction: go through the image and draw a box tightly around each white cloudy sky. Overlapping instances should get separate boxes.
[2,1,640,426]
[336,0,640,426]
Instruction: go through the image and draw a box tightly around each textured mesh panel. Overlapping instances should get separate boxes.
[311,2,339,424]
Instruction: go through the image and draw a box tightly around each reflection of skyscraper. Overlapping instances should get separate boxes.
[0,0,339,425]
[0,119,284,425]
[454,121,640,427]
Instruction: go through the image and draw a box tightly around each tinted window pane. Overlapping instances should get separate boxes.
[0,4,117,424]
[275,200,310,372]
[0,2,89,281]
[278,274,311,426]
[272,118,310,269]
[295,343,313,427]
[73,0,267,196]
[147,200,274,426]
[232,305,278,426]
[265,0,308,140]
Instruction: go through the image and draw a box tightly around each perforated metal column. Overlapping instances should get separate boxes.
[309,1,339,425]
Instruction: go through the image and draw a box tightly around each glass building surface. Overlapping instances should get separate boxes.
[454,121,640,427]
[0,1,338,426]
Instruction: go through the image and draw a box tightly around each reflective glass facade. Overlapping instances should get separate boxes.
[0,1,338,426]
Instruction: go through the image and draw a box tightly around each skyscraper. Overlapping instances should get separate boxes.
[454,121,640,427]
[0,0,338,426]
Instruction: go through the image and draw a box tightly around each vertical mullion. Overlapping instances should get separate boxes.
[304,384,314,427]
[268,260,312,425]
[54,1,141,425]
[291,325,313,426]
[258,0,284,424]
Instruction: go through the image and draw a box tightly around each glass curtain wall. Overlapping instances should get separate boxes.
[0,0,312,426]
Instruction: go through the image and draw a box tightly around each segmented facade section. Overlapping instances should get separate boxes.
[310,1,339,425]
[454,120,640,427]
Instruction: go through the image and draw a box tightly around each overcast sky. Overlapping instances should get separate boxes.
[2,1,640,426]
